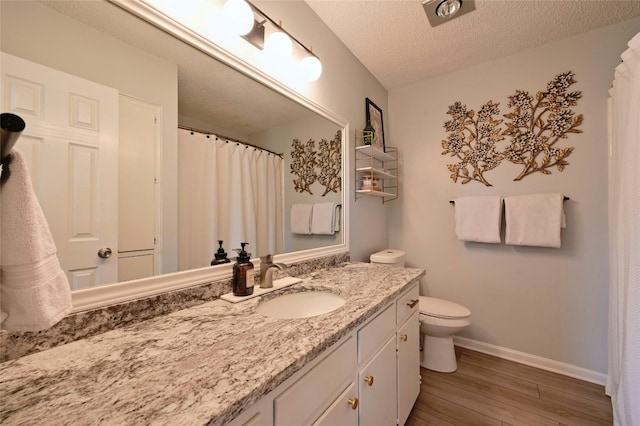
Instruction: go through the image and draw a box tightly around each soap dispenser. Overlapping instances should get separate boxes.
[211,240,231,266]
[232,242,254,296]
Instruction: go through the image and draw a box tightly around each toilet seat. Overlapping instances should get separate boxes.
[419,296,471,319]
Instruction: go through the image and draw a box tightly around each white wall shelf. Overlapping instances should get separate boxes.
[354,131,398,203]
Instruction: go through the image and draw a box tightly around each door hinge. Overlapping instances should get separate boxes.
[154,237,157,245]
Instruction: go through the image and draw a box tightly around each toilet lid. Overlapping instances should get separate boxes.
[419,296,471,319]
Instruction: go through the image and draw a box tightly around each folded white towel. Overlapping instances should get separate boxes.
[311,202,339,235]
[1,151,72,331]
[290,203,313,235]
[454,196,502,243]
[504,193,565,248]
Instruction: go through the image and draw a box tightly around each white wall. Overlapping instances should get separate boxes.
[0,1,179,274]
[253,116,343,253]
[251,1,390,262]
[388,18,640,375]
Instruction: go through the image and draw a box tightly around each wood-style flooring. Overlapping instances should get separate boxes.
[405,346,613,426]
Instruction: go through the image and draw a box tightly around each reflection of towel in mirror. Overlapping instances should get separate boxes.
[0,151,72,331]
[311,202,339,235]
[504,193,566,248]
[290,203,313,234]
[454,196,502,243]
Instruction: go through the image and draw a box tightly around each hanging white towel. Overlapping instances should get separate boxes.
[504,193,565,248]
[0,151,72,332]
[311,202,339,235]
[454,196,502,243]
[290,203,313,235]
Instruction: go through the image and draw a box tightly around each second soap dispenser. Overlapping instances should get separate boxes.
[211,240,231,266]
[232,242,254,296]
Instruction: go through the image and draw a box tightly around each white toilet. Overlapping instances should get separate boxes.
[369,249,405,267]
[369,249,471,373]
[419,297,471,373]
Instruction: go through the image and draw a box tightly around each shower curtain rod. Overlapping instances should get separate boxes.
[178,125,284,158]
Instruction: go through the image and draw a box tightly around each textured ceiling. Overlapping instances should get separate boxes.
[305,0,640,89]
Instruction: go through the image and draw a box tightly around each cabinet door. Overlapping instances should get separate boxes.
[397,311,421,426]
[312,382,358,426]
[226,394,273,426]
[359,336,397,426]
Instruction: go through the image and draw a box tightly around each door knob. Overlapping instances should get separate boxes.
[364,376,374,386]
[400,334,408,342]
[97,248,112,259]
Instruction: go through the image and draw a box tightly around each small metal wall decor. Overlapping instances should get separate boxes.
[290,130,342,196]
[441,71,583,186]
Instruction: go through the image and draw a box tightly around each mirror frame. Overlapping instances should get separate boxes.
[70,0,349,312]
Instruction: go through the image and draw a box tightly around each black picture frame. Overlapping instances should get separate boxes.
[365,98,385,152]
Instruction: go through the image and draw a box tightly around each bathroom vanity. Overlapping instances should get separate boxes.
[0,263,424,425]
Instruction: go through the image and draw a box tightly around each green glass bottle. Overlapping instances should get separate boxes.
[363,120,375,145]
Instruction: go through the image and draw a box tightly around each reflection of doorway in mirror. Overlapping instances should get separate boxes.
[1,53,119,289]
[118,96,161,282]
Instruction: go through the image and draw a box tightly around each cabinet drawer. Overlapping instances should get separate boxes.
[396,283,419,325]
[358,304,395,364]
[274,336,356,426]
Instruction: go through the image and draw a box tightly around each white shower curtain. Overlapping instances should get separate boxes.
[607,32,640,426]
[178,129,283,270]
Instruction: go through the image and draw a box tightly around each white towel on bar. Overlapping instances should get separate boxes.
[0,151,72,331]
[311,202,339,235]
[504,193,566,248]
[290,203,313,234]
[454,196,502,243]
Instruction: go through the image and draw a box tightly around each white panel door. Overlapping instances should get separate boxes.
[1,52,119,289]
[118,95,158,254]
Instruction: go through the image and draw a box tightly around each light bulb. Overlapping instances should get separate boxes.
[300,56,322,81]
[222,0,254,36]
[265,31,292,59]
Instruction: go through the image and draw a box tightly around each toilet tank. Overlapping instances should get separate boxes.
[370,249,405,267]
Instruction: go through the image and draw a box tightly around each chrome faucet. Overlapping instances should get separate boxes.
[259,254,287,289]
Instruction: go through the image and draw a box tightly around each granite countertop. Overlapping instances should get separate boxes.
[0,263,424,425]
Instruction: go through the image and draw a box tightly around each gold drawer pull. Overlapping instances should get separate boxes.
[364,375,374,386]
[400,334,408,342]
[407,299,419,308]
[348,397,359,410]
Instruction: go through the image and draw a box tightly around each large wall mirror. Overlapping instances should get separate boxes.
[0,0,347,311]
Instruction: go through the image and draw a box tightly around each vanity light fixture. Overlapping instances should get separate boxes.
[422,0,475,27]
[222,0,254,36]
[225,0,323,81]
[264,22,293,59]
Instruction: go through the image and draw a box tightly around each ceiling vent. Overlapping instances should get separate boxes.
[422,0,476,27]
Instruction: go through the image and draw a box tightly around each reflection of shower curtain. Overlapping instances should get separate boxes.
[607,32,640,426]
[178,129,283,270]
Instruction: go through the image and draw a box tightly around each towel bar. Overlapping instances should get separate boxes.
[449,196,569,205]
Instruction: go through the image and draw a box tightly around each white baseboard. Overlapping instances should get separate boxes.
[453,336,607,386]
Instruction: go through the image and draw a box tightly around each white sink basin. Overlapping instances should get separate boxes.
[256,291,346,319]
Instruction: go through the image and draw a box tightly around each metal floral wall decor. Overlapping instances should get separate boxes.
[317,130,342,196]
[441,71,583,186]
[441,100,505,186]
[290,130,342,196]
[502,71,583,180]
[291,138,317,194]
